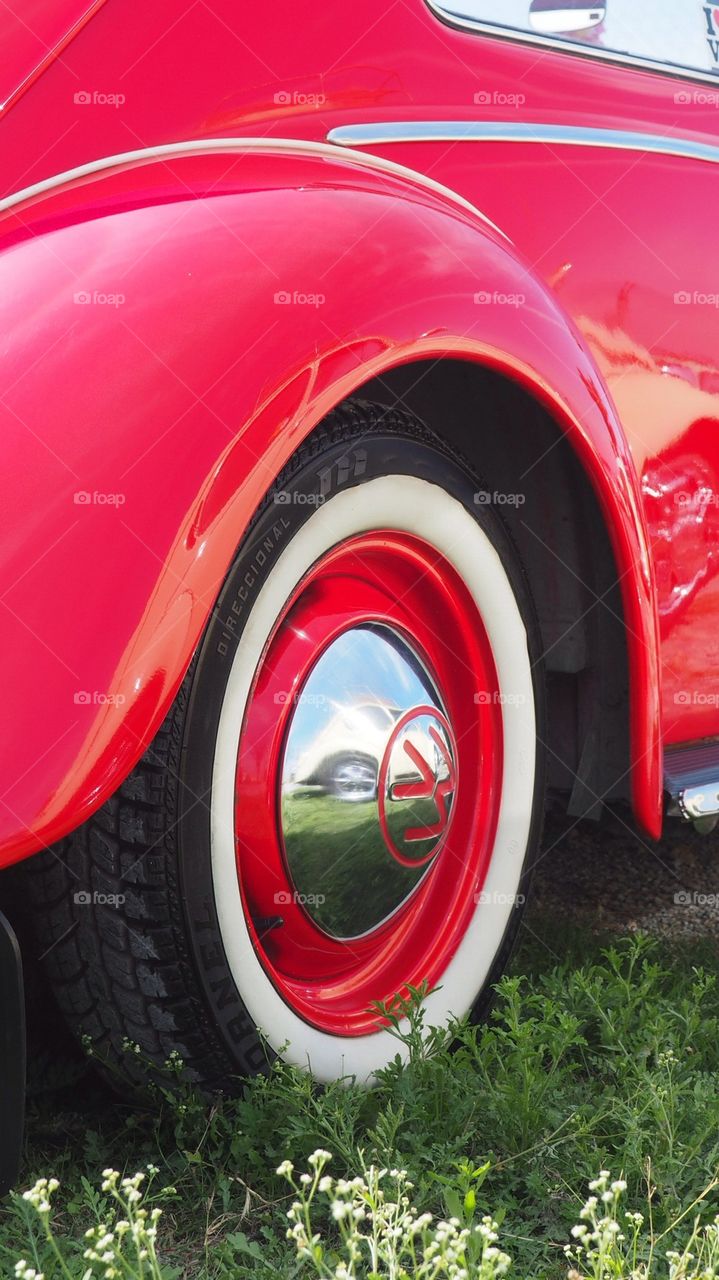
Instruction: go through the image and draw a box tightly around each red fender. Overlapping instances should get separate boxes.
[0,139,661,864]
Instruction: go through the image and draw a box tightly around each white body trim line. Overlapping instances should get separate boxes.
[327,121,719,168]
[0,135,507,238]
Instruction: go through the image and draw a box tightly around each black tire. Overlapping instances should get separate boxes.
[26,401,545,1091]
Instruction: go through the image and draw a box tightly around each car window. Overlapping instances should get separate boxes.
[429,1,719,81]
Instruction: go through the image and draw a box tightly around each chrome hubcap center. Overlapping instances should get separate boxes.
[279,626,458,939]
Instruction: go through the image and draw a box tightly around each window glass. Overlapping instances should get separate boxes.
[430,2,719,80]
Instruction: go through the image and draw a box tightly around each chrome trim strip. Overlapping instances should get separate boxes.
[425,0,719,88]
[327,121,719,167]
[0,135,506,238]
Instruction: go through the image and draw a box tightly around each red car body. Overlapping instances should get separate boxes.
[1,0,718,863]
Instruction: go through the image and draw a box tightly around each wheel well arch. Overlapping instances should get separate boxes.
[351,358,631,817]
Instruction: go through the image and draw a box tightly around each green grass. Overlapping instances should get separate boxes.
[282,791,437,936]
[5,924,719,1277]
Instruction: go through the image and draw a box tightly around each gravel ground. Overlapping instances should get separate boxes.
[529,809,719,941]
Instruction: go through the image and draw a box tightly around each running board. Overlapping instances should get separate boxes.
[665,740,719,831]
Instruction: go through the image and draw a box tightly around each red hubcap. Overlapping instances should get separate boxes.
[234,532,503,1036]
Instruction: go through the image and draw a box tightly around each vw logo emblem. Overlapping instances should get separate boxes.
[378,705,457,867]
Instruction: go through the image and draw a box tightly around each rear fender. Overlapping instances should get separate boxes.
[0,139,661,861]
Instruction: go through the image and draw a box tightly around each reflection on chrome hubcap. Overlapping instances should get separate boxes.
[279,626,458,939]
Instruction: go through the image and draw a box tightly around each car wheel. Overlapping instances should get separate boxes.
[28,400,544,1088]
